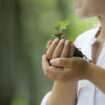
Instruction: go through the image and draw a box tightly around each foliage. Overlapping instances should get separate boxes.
[51,20,70,39]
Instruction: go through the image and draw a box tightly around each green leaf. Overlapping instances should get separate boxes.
[54,20,70,30]
[51,34,55,36]
[51,31,57,37]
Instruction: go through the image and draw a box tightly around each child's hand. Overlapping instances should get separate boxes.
[42,55,91,82]
[46,39,75,59]
[42,39,78,81]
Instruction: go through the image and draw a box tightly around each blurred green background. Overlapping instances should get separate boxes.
[0,0,100,105]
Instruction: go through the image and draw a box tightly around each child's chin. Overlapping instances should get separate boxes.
[77,14,90,20]
[75,10,89,19]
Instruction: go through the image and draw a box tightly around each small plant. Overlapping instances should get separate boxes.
[51,20,70,39]
[50,20,93,63]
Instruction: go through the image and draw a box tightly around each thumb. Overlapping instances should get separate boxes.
[50,58,71,67]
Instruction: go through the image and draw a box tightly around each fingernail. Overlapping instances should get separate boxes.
[57,40,60,42]
[65,40,68,45]
[54,38,59,42]
[65,40,69,46]
[48,40,52,44]
[61,39,65,43]
[71,44,74,48]
[66,40,70,45]
[50,59,55,64]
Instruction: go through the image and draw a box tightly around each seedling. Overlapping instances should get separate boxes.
[51,20,70,39]
[50,20,93,63]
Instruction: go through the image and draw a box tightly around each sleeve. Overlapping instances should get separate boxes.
[40,91,52,105]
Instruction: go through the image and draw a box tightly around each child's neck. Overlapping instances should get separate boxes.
[98,16,105,43]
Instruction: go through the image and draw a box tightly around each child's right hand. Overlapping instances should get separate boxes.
[46,39,75,59]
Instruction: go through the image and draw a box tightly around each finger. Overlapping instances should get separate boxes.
[42,54,55,79]
[42,55,50,71]
[46,40,53,50]
[61,40,71,57]
[69,43,75,57]
[50,58,72,67]
[48,66,63,75]
[52,39,65,58]
[46,39,59,59]
[42,55,65,80]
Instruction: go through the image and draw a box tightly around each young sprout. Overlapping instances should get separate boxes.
[51,20,70,39]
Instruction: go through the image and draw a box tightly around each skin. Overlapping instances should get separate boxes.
[42,0,105,105]
[74,0,105,42]
[42,39,78,105]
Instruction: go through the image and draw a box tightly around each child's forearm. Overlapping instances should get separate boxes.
[47,81,78,105]
[88,63,105,94]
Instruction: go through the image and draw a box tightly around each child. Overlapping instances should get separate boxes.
[41,0,105,105]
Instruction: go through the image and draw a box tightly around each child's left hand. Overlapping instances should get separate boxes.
[42,55,92,82]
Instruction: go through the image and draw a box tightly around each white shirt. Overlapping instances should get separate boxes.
[41,25,105,105]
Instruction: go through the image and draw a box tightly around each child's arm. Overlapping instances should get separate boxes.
[46,81,78,105]
[88,63,105,94]
[41,39,78,105]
